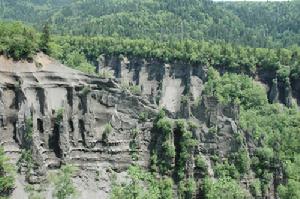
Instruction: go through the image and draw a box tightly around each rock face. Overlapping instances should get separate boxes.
[99,55,208,116]
[0,54,158,198]
[0,54,276,198]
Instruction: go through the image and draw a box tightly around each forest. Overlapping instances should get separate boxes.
[0,0,300,199]
[0,0,300,47]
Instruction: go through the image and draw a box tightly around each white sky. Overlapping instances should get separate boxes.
[213,0,290,1]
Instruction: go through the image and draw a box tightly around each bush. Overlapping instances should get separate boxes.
[156,118,173,136]
[24,117,33,147]
[278,180,300,199]
[214,161,240,179]
[17,149,34,178]
[0,147,15,197]
[55,109,64,124]
[250,179,262,197]
[195,155,208,174]
[110,165,171,199]
[231,148,250,175]
[0,22,38,60]
[179,178,197,199]
[49,165,77,199]
[204,69,268,110]
[139,112,149,122]
[203,177,247,199]
[64,51,95,74]
[102,123,113,143]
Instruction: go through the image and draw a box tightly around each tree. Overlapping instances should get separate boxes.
[0,147,15,197]
[203,177,247,199]
[40,23,50,54]
[110,165,173,199]
[49,165,77,199]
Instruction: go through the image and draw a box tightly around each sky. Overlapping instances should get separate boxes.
[213,0,290,1]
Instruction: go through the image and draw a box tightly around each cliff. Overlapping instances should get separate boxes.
[0,53,278,198]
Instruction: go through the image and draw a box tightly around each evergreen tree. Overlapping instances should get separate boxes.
[40,23,50,54]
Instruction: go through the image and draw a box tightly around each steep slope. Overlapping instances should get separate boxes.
[1,0,300,47]
[0,53,158,198]
[0,53,265,198]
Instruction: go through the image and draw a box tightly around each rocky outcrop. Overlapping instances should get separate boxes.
[98,55,207,116]
[0,54,159,198]
[0,53,276,199]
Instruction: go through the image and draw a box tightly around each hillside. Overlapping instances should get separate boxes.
[0,0,300,47]
[0,1,300,199]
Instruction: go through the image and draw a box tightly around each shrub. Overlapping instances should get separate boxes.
[139,112,149,122]
[195,155,208,174]
[24,117,33,147]
[0,147,15,197]
[231,148,250,175]
[49,165,77,199]
[17,149,34,178]
[64,51,95,74]
[179,178,197,199]
[55,109,64,124]
[203,177,247,199]
[204,70,268,110]
[102,123,113,143]
[156,118,173,136]
[0,22,38,60]
[214,161,240,179]
[250,179,262,197]
[80,86,91,96]
[110,165,163,199]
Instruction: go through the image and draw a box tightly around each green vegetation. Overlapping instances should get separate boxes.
[203,177,247,199]
[130,129,139,161]
[39,23,50,54]
[0,22,38,60]
[150,112,199,198]
[17,150,34,179]
[204,68,300,197]
[1,1,300,198]
[55,108,64,125]
[214,161,239,180]
[102,123,113,143]
[277,154,300,199]
[110,165,173,199]
[121,82,142,95]
[17,117,35,180]
[204,68,268,109]
[0,147,15,197]
[52,35,300,78]
[63,51,95,74]
[49,164,77,199]
[153,112,174,175]
[1,21,300,80]
[194,155,208,175]
[178,178,197,199]
[25,184,44,199]
[175,120,197,181]
[24,118,33,147]
[1,0,300,48]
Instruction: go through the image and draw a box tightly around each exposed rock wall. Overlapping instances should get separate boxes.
[99,55,207,116]
[0,54,277,199]
[0,54,159,198]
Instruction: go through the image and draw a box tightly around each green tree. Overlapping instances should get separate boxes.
[40,23,50,54]
[0,147,15,197]
[110,165,173,199]
[49,165,77,199]
[203,177,247,199]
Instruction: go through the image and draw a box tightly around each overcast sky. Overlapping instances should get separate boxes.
[213,0,290,1]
